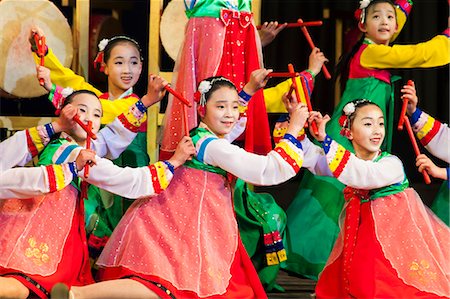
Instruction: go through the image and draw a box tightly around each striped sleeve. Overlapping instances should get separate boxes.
[321,135,404,189]
[411,109,449,163]
[201,134,304,186]
[81,158,174,199]
[117,99,147,133]
[25,123,56,157]
[0,162,77,199]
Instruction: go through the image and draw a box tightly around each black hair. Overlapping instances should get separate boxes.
[62,89,99,109]
[336,0,396,92]
[347,99,381,129]
[200,76,237,102]
[103,36,143,63]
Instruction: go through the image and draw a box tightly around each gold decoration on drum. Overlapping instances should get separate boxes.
[0,0,73,98]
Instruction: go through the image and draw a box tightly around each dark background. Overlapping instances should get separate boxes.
[0,0,448,205]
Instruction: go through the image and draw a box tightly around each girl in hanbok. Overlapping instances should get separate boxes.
[295,97,449,298]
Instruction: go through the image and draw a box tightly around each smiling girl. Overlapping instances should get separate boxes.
[297,99,449,298]
[52,76,309,299]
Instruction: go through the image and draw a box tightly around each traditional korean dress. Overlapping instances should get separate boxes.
[97,125,304,298]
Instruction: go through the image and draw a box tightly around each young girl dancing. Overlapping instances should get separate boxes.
[53,76,308,299]
[285,0,450,279]
[0,76,194,298]
[296,97,449,298]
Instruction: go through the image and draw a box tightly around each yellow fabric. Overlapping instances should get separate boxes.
[28,127,44,153]
[328,144,347,174]
[361,35,450,69]
[391,5,407,42]
[100,98,145,125]
[34,49,101,95]
[263,77,307,113]
[34,49,143,125]
[53,164,66,191]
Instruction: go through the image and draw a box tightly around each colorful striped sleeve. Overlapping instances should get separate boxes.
[117,99,147,133]
[25,123,56,157]
[273,133,304,173]
[411,108,442,146]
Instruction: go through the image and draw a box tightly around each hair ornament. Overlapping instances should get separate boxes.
[355,0,372,24]
[195,80,212,106]
[98,38,109,51]
[339,99,372,137]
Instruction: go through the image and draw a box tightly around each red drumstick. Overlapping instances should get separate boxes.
[266,72,300,78]
[297,19,331,80]
[34,34,46,86]
[299,75,318,135]
[398,80,414,130]
[164,84,192,107]
[84,121,92,178]
[256,20,323,29]
[403,115,431,184]
[73,115,97,140]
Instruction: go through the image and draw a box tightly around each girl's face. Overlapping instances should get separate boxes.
[348,104,385,160]
[359,2,397,45]
[70,94,102,145]
[200,86,240,137]
[104,43,142,97]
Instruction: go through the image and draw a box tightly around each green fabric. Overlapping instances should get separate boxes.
[234,179,287,291]
[431,182,450,226]
[184,127,227,176]
[185,0,251,19]
[370,152,409,199]
[282,171,343,280]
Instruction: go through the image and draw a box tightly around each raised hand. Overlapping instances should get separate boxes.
[400,80,418,116]
[258,21,287,47]
[416,154,447,180]
[141,74,168,107]
[52,104,77,134]
[76,149,97,171]
[308,111,330,142]
[242,68,273,96]
[36,66,52,91]
[308,47,329,77]
[167,136,196,169]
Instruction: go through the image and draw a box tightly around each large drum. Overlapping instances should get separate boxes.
[160,0,187,61]
[0,0,73,98]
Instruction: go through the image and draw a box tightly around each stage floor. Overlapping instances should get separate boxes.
[267,270,316,299]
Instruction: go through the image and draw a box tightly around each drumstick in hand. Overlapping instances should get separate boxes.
[73,115,97,140]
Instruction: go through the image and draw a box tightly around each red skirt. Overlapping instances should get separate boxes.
[99,238,267,299]
[315,202,447,299]
[0,205,93,299]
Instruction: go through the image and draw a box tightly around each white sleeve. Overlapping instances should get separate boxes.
[91,118,137,159]
[300,137,333,177]
[0,163,76,199]
[201,137,303,186]
[0,130,31,171]
[425,126,449,163]
[80,157,173,199]
[325,139,405,189]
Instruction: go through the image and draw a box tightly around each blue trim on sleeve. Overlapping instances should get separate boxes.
[196,137,217,163]
[68,162,78,179]
[410,108,422,125]
[283,133,302,150]
[163,160,175,174]
[55,145,79,164]
[238,90,252,102]
[44,123,55,138]
[321,135,332,154]
[135,99,147,113]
